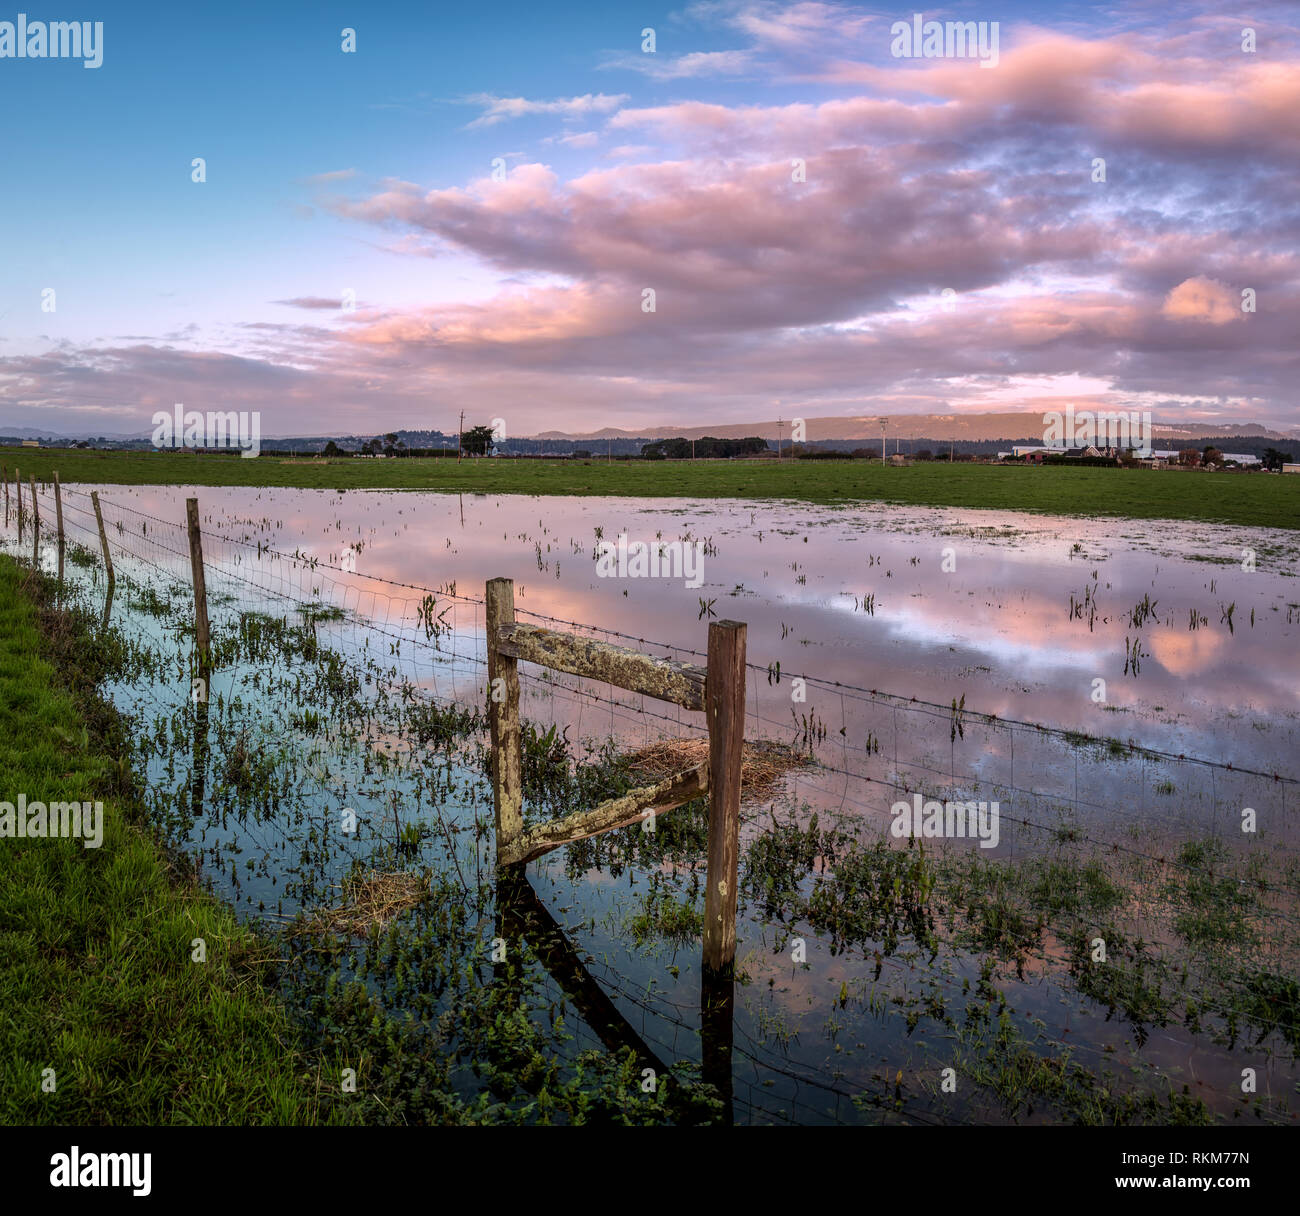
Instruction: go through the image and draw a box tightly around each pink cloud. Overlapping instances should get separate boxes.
[1161,277,1243,325]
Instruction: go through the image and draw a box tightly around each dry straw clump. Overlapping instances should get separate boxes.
[294,869,429,938]
[621,737,808,801]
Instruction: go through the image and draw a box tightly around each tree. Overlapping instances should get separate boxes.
[1202,446,1224,467]
[462,425,496,456]
[1177,448,1201,467]
[1262,447,1292,472]
[640,436,769,460]
[915,449,933,462]
[323,440,341,457]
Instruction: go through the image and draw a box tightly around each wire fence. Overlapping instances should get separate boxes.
[10,478,1300,906]
[3,474,1296,1125]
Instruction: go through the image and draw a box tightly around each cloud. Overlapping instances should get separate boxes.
[1161,277,1243,325]
[598,4,875,82]
[601,49,753,79]
[720,1,875,50]
[332,149,1106,332]
[463,92,629,128]
[304,168,358,183]
[816,31,1300,159]
[274,297,348,311]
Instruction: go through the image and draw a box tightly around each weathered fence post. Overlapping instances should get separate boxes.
[15,468,22,536]
[185,498,212,677]
[703,619,746,972]
[486,576,523,864]
[90,490,114,590]
[2,463,8,525]
[52,472,65,584]
[28,474,39,565]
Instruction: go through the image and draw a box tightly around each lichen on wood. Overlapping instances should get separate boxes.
[495,622,707,710]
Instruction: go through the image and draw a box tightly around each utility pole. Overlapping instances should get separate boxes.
[691,437,695,461]
[776,417,783,461]
[880,417,887,466]
[458,411,464,462]
[949,437,954,463]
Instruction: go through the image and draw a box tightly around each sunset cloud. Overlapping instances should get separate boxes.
[1161,277,1243,326]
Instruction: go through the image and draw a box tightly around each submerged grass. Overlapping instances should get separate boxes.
[743,813,1298,1079]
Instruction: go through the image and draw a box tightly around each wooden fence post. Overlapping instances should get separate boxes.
[52,472,65,584]
[28,474,39,565]
[486,577,523,864]
[703,619,746,972]
[185,498,212,677]
[15,468,22,536]
[90,491,114,590]
[2,463,8,524]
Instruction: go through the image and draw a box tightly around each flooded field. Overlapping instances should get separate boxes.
[5,482,1298,1124]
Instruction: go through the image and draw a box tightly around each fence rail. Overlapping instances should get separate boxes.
[494,621,707,710]
[486,575,746,970]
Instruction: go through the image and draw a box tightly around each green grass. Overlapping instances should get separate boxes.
[7,448,1299,529]
[0,555,336,1124]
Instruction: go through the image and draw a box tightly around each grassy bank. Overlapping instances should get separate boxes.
[5,447,1299,530]
[0,555,336,1124]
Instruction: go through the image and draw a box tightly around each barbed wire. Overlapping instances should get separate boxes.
[63,483,1296,788]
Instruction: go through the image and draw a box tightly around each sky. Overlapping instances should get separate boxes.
[1,0,1297,438]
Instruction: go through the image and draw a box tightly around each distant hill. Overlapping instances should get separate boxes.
[533,412,1299,443]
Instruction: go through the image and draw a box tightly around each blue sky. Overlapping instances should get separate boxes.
[1,0,1297,436]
